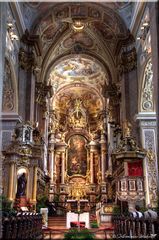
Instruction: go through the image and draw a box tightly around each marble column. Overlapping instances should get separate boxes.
[107,123,114,172]
[32,166,38,202]
[90,149,94,184]
[49,133,55,184]
[100,133,106,183]
[56,142,67,185]
[89,140,97,184]
[8,162,15,200]
[61,152,65,184]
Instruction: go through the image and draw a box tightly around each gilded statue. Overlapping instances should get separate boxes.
[123,120,132,137]
[97,171,102,184]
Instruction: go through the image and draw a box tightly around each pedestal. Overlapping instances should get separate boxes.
[14,196,28,210]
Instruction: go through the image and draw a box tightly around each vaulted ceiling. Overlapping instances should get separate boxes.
[20,2,133,129]
[28,3,131,86]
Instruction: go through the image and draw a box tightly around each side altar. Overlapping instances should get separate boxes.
[66,199,90,229]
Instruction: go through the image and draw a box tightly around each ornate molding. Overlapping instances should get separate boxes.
[142,128,158,207]
[113,121,145,154]
[120,47,137,73]
[21,29,42,56]
[141,58,154,112]
[2,58,15,112]
[19,47,35,71]
[140,120,156,127]
[146,149,158,205]
[35,82,53,105]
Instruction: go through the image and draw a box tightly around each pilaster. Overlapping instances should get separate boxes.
[136,112,158,207]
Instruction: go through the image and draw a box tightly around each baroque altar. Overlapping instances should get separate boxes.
[48,96,108,205]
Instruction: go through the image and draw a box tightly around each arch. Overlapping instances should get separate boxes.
[31,2,129,85]
[40,41,115,86]
[139,57,154,112]
[43,52,114,91]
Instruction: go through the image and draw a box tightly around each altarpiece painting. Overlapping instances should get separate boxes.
[67,135,87,176]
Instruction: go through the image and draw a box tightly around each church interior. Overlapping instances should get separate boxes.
[1,1,159,239]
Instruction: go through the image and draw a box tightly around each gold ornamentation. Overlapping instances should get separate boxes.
[123,120,132,137]
[69,99,87,129]
[114,122,145,153]
[86,170,90,184]
[18,147,32,156]
[68,182,86,200]
[104,206,113,213]
[147,148,155,162]
[146,148,158,205]
[97,171,102,184]
[18,157,30,166]
[64,172,69,184]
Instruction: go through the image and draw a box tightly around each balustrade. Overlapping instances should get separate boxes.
[2,213,42,239]
[113,214,159,238]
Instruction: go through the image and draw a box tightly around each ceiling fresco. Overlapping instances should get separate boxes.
[24,2,133,88]
[53,86,103,115]
[54,57,100,77]
[32,3,129,56]
[48,56,108,93]
[63,32,94,49]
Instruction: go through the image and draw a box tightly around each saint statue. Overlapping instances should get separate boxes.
[16,173,27,198]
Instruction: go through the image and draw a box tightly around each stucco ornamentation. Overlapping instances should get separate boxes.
[2,59,15,112]
[144,129,157,207]
[141,59,153,112]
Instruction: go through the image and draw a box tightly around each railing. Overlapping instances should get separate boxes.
[48,201,97,216]
[2,212,42,239]
[113,215,159,239]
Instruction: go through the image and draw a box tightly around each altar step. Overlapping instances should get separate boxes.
[46,216,113,239]
[48,216,66,229]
